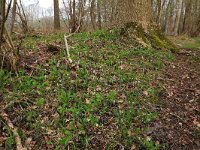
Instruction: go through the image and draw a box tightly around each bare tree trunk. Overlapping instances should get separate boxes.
[54,0,61,30]
[17,0,29,34]
[113,0,177,51]
[0,0,6,51]
[77,0,84,31]
[72,0,76,27]
[115,0,152,28]
[183,0,192,34]
[174,0,183,35]
[10,0,17,34]
[102,2,108,27]
[165,0,174,34]
[156,0,162,24]
[97,0,101,29]
[90,0,96,30]
[68,0,79,33]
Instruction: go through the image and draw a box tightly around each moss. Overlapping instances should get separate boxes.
[117,22,179,52]
[148,25,179,52]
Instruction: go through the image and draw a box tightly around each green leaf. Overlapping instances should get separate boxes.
[36,98,45,107]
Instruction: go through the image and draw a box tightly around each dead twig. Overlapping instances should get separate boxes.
[0,112,27,150]
[63,24,82,63]
[64,34,73,63]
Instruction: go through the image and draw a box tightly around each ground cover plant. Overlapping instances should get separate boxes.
[0,30,175,149]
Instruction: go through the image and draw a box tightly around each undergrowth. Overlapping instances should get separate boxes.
[0,30,175,150]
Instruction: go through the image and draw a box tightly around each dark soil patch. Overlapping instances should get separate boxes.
[150,49,200,150]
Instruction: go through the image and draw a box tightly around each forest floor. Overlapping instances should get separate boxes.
[149,48,200,149]
[0,32,199,150]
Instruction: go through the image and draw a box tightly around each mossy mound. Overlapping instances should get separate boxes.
[118,22,179,52]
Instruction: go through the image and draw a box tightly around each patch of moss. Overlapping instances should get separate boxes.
[118,22,179,52]
[148,25,179,52]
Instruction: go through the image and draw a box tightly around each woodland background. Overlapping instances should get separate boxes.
[3,0,200,36]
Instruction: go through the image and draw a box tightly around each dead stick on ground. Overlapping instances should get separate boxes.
[0,112,27,150]
[64,35,72,63]
[64,26,81,63]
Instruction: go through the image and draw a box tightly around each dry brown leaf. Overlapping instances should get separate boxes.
[120,94,126,100]
[96,86,102,92]
[130,144,136,150]
[143,91,148,96]
[85,99,91,104]
[193,119,200,128]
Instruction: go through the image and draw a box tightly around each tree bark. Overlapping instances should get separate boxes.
[10,0,17,34]
[17,0,29,34]
[54,0,61,30]
[0,0,6,51]
[115,0,152,28]
[113,0,177,52]
[182,0,192,34]
[174,0,183,35]
[90,0,96,30]
[97,0,102,29]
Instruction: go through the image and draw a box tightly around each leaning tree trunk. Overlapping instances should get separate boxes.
[114,0,178,52]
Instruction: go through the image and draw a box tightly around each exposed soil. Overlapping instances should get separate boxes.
[150,49,200,150]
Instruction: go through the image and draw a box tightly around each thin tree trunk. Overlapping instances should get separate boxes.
[17,0,29,33]
[97,0,101,29]
[54,0,61,30]
[165,0,173,34]
[10,0,17,34]
[174,0,183,35]
[156,0,162,24]
[90,0,96,30]
[78,0,84,31]
[183,0,192,34]
[0,0,6,51]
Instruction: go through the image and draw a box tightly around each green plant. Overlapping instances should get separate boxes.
[36,98,45,107]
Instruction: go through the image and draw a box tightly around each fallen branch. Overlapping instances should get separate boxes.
[64,34,73,63]
[0,112,27,150]
[63,25,81,63]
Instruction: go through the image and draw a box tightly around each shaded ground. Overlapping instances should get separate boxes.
[150,48,200,149]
